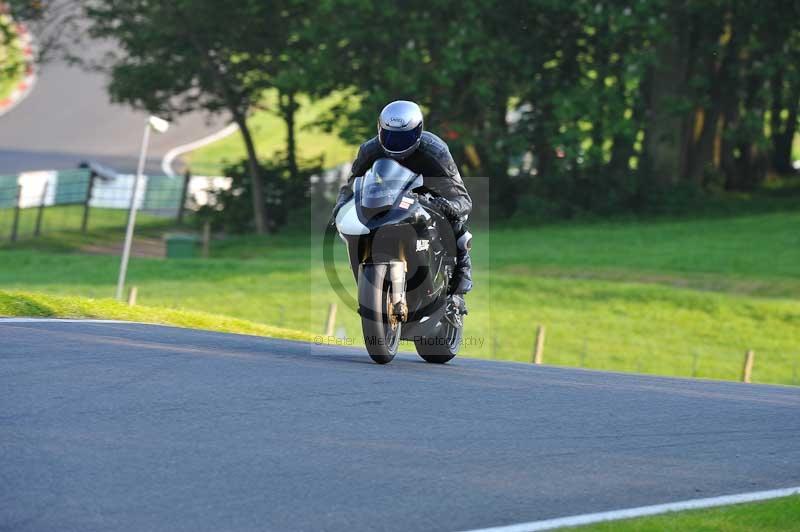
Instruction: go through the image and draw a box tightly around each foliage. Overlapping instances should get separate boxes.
[199,156,321,234]
[0,7,24,101]
[20,0,800,223]
[305,0,800,218]
[82,0,319,234]
[5,0,81,62]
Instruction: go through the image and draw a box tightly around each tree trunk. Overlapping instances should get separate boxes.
[234,114,268,234]
[643,6,691,186]
[608,47,642,181]
[280,89,299,180]
[483,89,513,217]
[777,93,799,173]
[684,21,740,186]
[589,23,610,167]
[720,94,741,189]
[533,102,555,181]
[771,74,799,174]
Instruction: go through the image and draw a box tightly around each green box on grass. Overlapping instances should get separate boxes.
[165,233,199,259]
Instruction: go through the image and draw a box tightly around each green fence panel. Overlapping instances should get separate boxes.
[0,174,18,208]
[54,169,91,205]
[143,175,184,214]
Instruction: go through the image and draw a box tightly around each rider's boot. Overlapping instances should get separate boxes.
[449,223,472,317]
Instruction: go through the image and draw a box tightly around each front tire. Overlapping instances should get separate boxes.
[358,264,401,364]
[414,318,462,364]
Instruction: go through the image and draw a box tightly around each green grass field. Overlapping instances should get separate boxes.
[0,205,169,244]
[3,79,799,384]
[571,495,800,531]
[1,205,799,385]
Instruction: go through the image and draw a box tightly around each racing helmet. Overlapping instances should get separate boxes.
[377,100,423,160]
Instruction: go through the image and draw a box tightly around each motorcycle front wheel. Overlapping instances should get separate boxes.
[358,264,401,364]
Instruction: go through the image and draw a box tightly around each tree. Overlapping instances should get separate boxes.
[763,3,800,175]
[14,0,800,225]
[84,0,310,233]
[641,1,799,190]
[309,0,525,215]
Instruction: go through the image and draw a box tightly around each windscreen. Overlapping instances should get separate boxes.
[359,159,421,209]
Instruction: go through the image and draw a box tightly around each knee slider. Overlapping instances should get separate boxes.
[457,231,472,252]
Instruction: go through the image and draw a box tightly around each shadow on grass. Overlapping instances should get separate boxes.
[0,292,56,317]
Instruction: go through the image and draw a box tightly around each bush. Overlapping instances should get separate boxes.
[198,156,321,234]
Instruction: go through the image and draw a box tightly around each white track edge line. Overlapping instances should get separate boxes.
[161,122,239,176]
[457,486,800,532]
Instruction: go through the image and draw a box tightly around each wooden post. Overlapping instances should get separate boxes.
[201,220,211,258]
[324,302,337,337]
[532,325,545,364]
[127,286,138,306]
[177,170,191,224]
[81,172,95,233]
[10,184,22,242]
[34,180,49,237]
[742,350,755,383]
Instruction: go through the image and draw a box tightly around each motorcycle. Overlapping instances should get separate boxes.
[334,158,465,364]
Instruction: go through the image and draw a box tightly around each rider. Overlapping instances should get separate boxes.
[333,100,473,307]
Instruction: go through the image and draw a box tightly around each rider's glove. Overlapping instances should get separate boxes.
[430,196,459,221]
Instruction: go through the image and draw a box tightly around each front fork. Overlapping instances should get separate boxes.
[388,259,408,324]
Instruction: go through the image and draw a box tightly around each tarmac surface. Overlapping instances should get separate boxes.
[2,320,799,531]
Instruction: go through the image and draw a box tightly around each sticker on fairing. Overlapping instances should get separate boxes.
[416,239,430,251]
[399,196,415,209]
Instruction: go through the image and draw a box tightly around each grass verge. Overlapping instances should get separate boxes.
[0,289,314,342]
[0,205,170,248]
[569,494,800,531]
[186,91,357,176]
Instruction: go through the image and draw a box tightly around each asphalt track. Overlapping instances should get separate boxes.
[0,36,225,175]
[2,320,799,532]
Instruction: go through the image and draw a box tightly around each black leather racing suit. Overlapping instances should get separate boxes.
[334,131,473,295]
[335,131,472,217]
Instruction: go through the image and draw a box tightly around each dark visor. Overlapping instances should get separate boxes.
[379,124,422,152]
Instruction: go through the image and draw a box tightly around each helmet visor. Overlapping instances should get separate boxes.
[379,124,422,153]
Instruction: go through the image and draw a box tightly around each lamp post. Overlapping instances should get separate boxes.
[116,116,170,301]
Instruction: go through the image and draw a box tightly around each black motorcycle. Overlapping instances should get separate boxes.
[334,158,465,364]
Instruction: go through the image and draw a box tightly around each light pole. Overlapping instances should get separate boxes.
[116,116,170,300]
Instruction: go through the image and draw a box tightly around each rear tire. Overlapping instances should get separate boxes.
[414,319,462,364]
[359,264,401,364]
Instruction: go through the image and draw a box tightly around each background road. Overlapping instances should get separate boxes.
[2,320,799,532]
[0,36,226,175]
